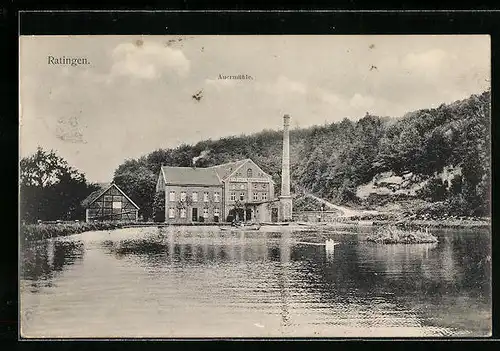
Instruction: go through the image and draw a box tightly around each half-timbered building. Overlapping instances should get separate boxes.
[82,183,139,222]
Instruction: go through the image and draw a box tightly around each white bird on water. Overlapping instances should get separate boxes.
[325,239,339,249]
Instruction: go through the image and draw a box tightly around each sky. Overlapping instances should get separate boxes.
[19,35,490,182]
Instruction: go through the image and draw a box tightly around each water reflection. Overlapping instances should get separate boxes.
[100,228,292,266]
[20,226,491,337]
[325,243,335,261]
[278,230,292,329]
[21,239,85,292]
[295,230,491,335]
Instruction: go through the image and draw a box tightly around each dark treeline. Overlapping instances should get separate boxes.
[113,90,489,220]
[20,148,99,223]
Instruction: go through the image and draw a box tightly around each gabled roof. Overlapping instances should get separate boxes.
[81,188,104,208]
[161,166,222,186]
[210,158,274,183]
[208,159,250,180]
[82,183,140,209]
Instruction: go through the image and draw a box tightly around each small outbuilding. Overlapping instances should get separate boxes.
[82,183,139,222]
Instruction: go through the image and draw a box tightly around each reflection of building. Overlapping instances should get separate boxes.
[156,159,277,224]
[82,183,139,222]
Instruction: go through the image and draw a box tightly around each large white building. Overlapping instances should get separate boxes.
[155,158,277,223]
[155,115,293,224]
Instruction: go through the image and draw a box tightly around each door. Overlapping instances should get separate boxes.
[245,208,252,221]
[271,208,278,222]
[192,208,198,222]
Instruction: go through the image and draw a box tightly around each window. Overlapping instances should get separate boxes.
[253,193,258,201]
[203,208,209,218]
[112,201,122,209]
[253,183,257,189]
[240,192,245,201]
[180,208,186,218]
[192,192,198,202]
[262,192,267,200]
[104,195,113,208]
[247,168,253,178]
[169,191,176,201]
[236,172,241,177]
[214,192,220,202]
[204,192,209,202]
[230,192,236,201]
[262,183,267,189]
[168,208,175,218]
[180,192,186,201]
[214,208,220,216]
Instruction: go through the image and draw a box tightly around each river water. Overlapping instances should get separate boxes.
[20,226,491,338]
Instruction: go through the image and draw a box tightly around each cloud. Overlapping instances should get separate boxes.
[110,41,190,80]
[350,93,375,110]
[205,78,235,90]
[401,49,448,73]
[316,89,342,106]
[257,75,307,96]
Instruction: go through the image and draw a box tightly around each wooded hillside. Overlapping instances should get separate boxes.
[113,91,490,220]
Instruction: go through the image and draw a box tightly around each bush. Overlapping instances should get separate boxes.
[418,177,448,202]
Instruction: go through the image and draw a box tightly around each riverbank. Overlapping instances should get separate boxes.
[372,218,491,229]
[20,216,490,242]
[20,222,132,242]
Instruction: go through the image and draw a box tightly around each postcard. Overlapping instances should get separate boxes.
[19,34,491,338]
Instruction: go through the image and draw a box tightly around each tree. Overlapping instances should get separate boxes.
[20,147,98,222]
[152,191,165,222]
[418,177,447,202]
[113,162,157,221]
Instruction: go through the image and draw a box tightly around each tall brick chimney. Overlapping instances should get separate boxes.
[279,114,293,221]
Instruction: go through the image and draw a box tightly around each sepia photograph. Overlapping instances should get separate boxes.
[19,34,491,338]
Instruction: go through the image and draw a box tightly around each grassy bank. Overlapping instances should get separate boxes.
[20,222,134,242]
[366,226,438,244]
[344,211,490,228]
[20,221,235,242]
[372,218,490,229]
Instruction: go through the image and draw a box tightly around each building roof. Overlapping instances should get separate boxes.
[81,182,112,208]
[81,183,140,209]
[81,188,104,208]
[161,166,222,186]
[208,159,250,180]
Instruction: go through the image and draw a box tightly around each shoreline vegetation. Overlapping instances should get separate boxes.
[20,222,131,242]
[366,226,438,244]
[20,216,490,242]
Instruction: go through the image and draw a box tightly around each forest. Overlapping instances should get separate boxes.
[20,90,490,222]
